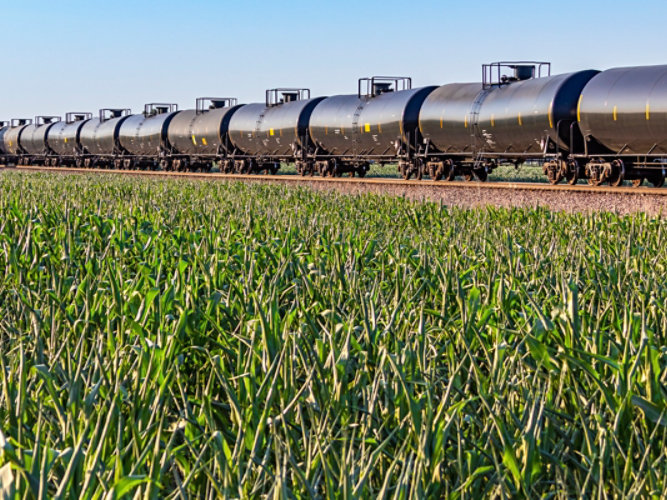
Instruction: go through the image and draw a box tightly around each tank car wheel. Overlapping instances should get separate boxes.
[462,171,473,182]
[474,168,488,182]
[607,160,625,187]
[445,165,456,181]
[565,170,578,185]
[648,171,665,188]
[357,168,366,178]
[631,178,643,188]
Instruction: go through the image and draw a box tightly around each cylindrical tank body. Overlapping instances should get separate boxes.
[420,71,598,155]
[118,111,180,156]
[3,123,31,155]
[21,121,60,155]
[79,116,130,156]
[228,97,325,156]
[47,118,92,156]
[418,83,483,153]
[309,86,436,156]
[578,65,667,155]
[0,125,9,155]
[167,105,242,156]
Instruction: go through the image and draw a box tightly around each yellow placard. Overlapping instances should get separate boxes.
[192,135,197,145]
[202,137,208,146]
[364,123,370,132]
[270,128,275,136]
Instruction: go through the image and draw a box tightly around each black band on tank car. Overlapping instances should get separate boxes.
[402,86,438,148]
[551,69,600,151]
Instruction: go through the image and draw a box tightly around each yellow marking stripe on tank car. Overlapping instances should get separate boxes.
[378,123,382,133]
[577,95,583,122]
[439,117,443,128]
[518,113,522,126]
[270,128,274,136]
[64,137,68,143]
[364,123,371,132]
[646,102,650,120]
[464,115,468,128]
[613,105,617,121]
[491,114,495,127]
[192,135,197,145]
[548,101,554,129]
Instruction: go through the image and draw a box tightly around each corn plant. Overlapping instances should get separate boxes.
[0,172,664,498]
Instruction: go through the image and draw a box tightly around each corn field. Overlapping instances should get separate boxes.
[0,172,665,498]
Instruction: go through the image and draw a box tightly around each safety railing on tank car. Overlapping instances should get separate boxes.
[266,89,310,107]
[65,112,93,124]
[196,98,238,114]
[100,109,132,122]
[11,118,32,126]
[358,77,412,97]
[482,62,551,89]
[35,116,61,126]
[144,103,178,117]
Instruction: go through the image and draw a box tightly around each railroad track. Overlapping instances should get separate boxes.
[5,165,667,196]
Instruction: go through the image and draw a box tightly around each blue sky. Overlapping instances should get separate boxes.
[1,0,665,119]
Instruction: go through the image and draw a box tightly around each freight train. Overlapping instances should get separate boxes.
[1,62,666,187]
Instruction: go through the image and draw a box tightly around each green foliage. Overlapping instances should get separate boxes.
[0,172,665,498]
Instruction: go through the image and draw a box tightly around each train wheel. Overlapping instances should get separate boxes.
[463,172,473,182]
[566,171,578,185]
[474,168,488,182]
[607,160,625,187]
[631,178,643,187]
[445,165,456,181]
[357,167,366,178]
[649,171,665,187]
